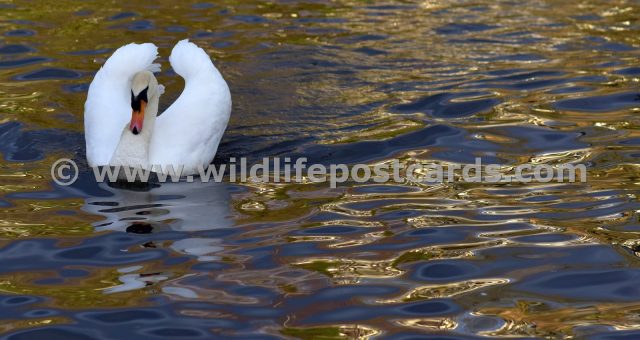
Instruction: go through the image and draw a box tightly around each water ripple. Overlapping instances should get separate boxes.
[0,0,639,338]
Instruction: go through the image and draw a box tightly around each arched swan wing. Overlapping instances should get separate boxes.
[149,39,231,174]
[84,43,160,166]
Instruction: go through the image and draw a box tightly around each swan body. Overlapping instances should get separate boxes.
[84,40,231,175]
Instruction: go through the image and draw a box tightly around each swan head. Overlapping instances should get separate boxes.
[129,71,159,135]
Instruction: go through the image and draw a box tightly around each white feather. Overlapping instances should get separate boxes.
[84,40,230,174]
[84,43,160,166]
[149,39,232,174]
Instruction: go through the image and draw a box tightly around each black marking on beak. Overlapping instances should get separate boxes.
[131,86,149,111]
[132,126,139,135]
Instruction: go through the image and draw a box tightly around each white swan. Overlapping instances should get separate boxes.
[84,39,231,175]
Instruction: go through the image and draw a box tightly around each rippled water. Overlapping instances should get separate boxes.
[1,0,639,338]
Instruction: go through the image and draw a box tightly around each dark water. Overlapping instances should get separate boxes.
[1,0,640,338]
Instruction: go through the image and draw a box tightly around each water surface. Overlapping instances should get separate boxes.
[0,0,639,338]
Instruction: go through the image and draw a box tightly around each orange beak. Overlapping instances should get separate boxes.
[130,100,146,135]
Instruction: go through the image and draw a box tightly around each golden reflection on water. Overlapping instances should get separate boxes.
[479,302,640,338]
[0,0,639,337]
[396,317,457,331]
[378,278,511,303]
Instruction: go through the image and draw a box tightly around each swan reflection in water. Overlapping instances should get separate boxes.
[83,180,234,232]
[81,180,235,294]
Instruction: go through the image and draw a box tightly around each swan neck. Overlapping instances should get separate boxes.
[109,93,159,169]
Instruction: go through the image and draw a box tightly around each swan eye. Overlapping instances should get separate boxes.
[131,86,149,111]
